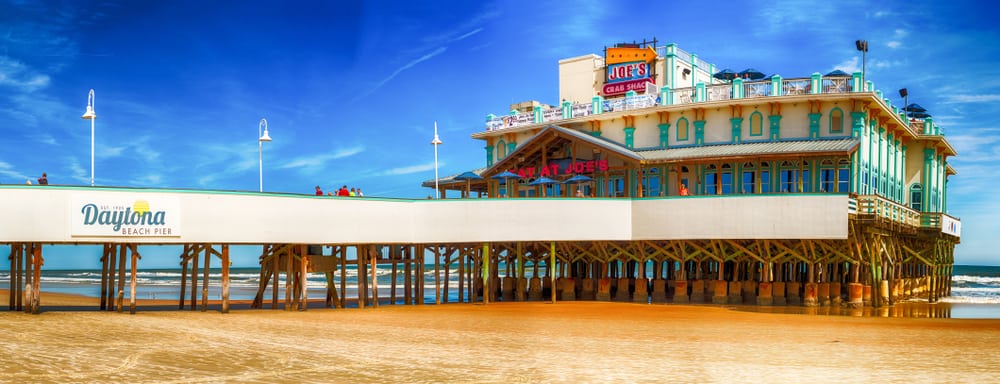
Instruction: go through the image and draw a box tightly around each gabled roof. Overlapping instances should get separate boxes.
[479,125,641,178]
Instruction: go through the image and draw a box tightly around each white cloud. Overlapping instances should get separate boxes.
[277,145,364,169]
[355,47,447,101]
[944,94,1000,103]
[0,56,50,93]
[380,162,439,176]
[831,57,860,73]
[887,41,901,49]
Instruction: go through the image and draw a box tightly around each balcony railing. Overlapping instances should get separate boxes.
[853,194,922,228]
[484,74,865,131]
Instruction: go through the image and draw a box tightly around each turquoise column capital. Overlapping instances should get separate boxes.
[695,82,706,102]
[533,106,542,124]
[771,75,783,96]
[561,100,572,119]
[732,78,744,99]
[659,88,671,106]
[850,111,865,137]
[852,72,863,92]
[485,145,495,167]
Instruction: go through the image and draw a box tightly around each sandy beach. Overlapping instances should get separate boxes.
[2,292,1000,383]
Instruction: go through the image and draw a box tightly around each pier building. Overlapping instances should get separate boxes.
[3,40,960,313]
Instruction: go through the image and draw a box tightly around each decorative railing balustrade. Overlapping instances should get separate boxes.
[485,74,869,131]
[854,194,922,228]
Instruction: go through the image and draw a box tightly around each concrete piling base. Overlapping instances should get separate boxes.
[528,277,542,301]
[803,283,819,307]
[690,280,705,303]
[786,282,801,306]
[615,278,631,302]
[633,278,649,303]
[501,276,515,301]
[847,283,864,308]
[830,282,842,306]
[863,284,872,307]
[596,278,611,301]
[712,280,728,304]
[672,280,689,303]
[742,280,756,304]
[651,279,666,303]
[756,282,773,306]
[728,281,743,304]
[581,278,595,301]
[516,278,527,301]
[772,282,786,306]
[560,278,576,301]
[818,283,831,307]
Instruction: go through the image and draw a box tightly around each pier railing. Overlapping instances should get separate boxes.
[853,195,922,228]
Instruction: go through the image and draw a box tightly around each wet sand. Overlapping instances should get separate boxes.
[2,292,1000,383]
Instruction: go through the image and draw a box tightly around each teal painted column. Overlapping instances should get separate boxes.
[589,131,602,138]
[665,43,677,90]
[482,243,490,304]
[768,115,782,141]
[730,117,743,144]
[658,123,670,148]
[660,88,672,106]
[898,142,905,201]
[507,141,516,155]
[878,127,886,196]
[624,127,636,149]
[732,78,744,99]
[850,111,866,193]
[561,100,572,119]
[695,82,706,102]
[485,145,495,167]
[771,75,783,96]
[592,96,604,114]
[694,120,706,145]
[850,112,865,137]
[533,106,542,124]
[810,73,822,94]
[852,72,863,92]
[922,148,934,212]
[808,113,821,139]
[690,53,698,88]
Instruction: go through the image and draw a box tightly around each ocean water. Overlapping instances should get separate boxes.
[2,264,999,318]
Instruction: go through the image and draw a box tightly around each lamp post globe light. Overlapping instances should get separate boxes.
[258,118,272,192]
[431,121,443,199]
[81,89,96,186]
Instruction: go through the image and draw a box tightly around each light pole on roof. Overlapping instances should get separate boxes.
[258,118,272,192]
[81,89,96,187]
[855,39,869,91]
[431,121,443,199]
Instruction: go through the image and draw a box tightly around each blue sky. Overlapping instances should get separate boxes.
[2,0,998,268]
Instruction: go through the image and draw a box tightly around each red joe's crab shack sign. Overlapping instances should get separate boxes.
[512,159,609,179]
[602,41,658,97]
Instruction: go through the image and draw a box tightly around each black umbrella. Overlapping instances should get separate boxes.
[453,171,482,198]
[713,68,737,81]
[903,103,927,113]
[738,68,766,80]
[825,69,851,77]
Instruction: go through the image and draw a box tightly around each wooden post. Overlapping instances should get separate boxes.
[179,245,188,310]
[482,243,490,305]
[300,244,308,311]
[31,243,42,314]
[371,245,379,308]
[339,246,347,309]
[100,244,110,310]
[416,246,425,305]
[271,245,279,309]
[391,245,399,304]
[201,245,210,312]
[404,246,412,305]
[221,244,230,313]
[357,245,366,308]
[458,249,465,303]
[434,246,441,304]
[117,244,127,313]
[129,245,138,315]
[550,241,557,303]
[190,247,199,311]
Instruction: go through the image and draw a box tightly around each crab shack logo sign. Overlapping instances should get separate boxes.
[71,195,182,237]
[603,44,657,96]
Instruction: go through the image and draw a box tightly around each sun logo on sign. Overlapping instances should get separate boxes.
[132,200,150,215]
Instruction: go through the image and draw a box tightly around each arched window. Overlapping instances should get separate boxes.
[749,111,764,136]
[910,183,923,211]
[497,140,507,161]
[676,117,689,141]
[829,107,844,133]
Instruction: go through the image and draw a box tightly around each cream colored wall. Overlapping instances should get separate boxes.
[0,187,852,244]
[558,54,602,104]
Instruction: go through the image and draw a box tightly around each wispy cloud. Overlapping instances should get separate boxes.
[277,145,365,169]
[354,47,447,101]
[0,56,50,92]
[944,94,1000,103]
[379,161,439,176]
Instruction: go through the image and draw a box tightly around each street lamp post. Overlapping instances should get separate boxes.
[855,39,868,91]
[258,118,272,192]
[431,121,443,199]
[81,89,96,186]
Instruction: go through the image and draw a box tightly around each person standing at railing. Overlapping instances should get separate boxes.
[37,173,48,185]
[679,183,690,196]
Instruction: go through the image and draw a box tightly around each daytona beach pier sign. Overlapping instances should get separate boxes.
[71,195,182,237]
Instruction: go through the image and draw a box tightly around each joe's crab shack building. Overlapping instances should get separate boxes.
[427,39,961,309]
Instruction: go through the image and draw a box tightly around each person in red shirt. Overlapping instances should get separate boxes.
[315,186,323,196]
[338,185,350,196]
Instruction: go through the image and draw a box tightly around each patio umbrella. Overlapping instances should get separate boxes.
[825,69,851,77]
[491,170,520,197]
[562,174,593,184]
[453,171,482,198]
[527,176,558,197]
[713,68,737,81]
[903,103,927,113]
[908,111,931,119]
[738,68,766,80]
